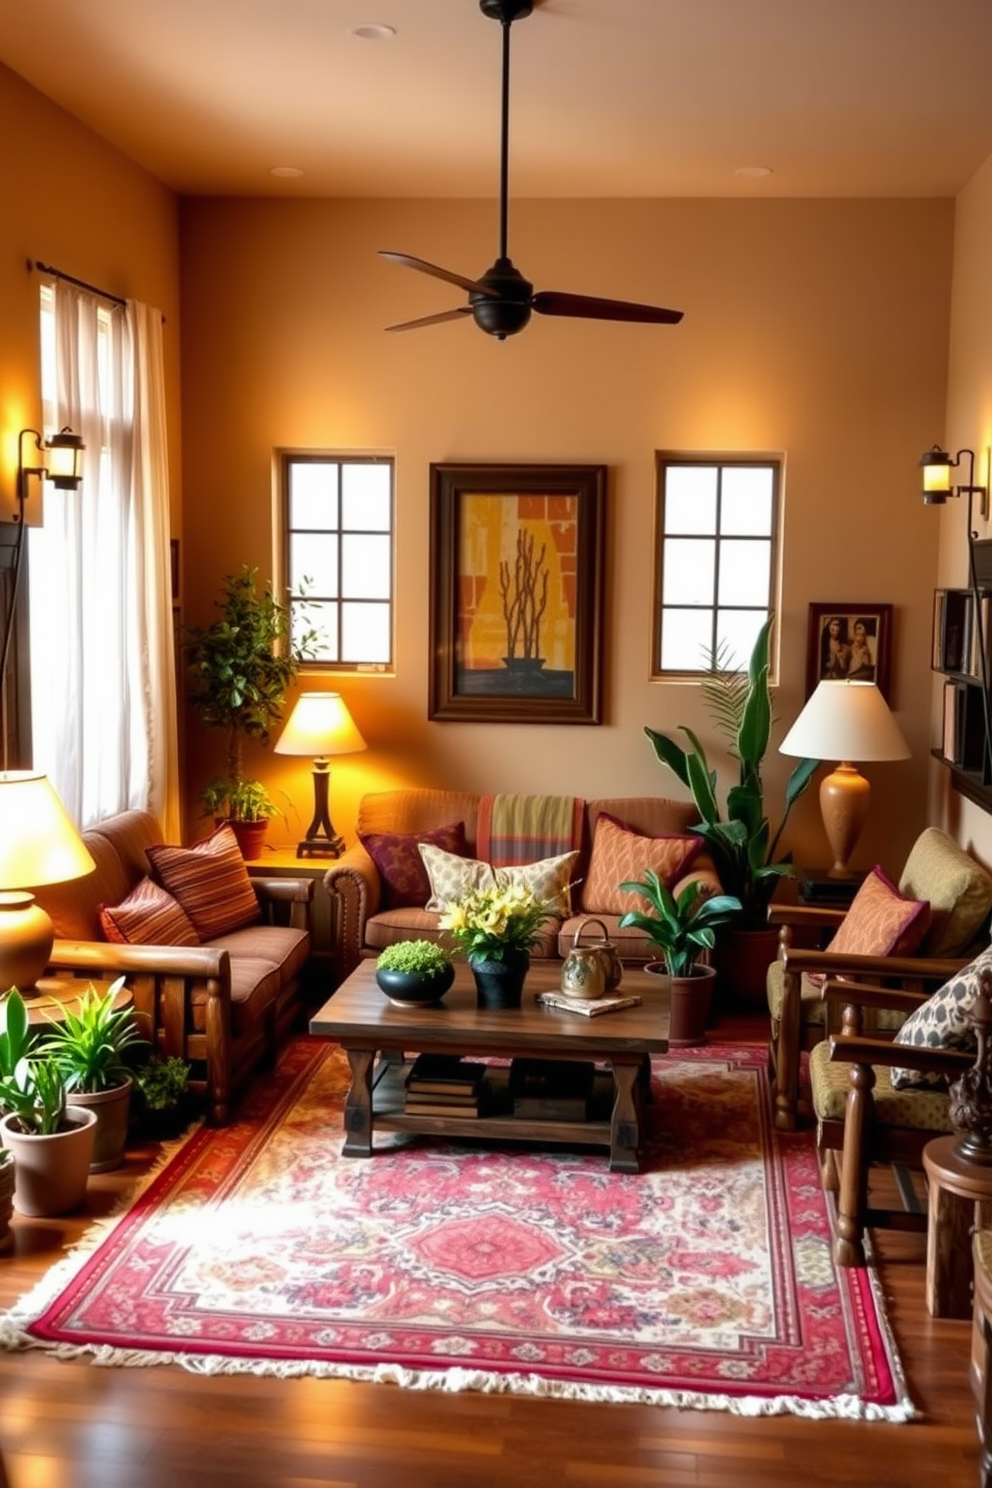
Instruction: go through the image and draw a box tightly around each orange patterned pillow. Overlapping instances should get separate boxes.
[581,814,702,916]
[100,877,200,946]
[827,865,931,960]
[147,825,261,941]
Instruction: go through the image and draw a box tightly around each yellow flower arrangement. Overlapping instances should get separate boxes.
[438,882,551,963]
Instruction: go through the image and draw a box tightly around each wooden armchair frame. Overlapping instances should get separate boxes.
[816,975,978,1266]
[768,900,966,1131]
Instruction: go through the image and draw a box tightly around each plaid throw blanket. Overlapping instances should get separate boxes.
[477,793,584,868]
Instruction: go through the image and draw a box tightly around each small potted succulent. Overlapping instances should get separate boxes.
[134,1055,192,1140]
[375,940,455,1006]
[0,989,97,1216]
[36,978,148,1172]
[618,871,742,1046]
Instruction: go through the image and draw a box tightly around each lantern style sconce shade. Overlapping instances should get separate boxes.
[0,771,96,994]
[1,426,85,771]
[274,692,367,858]
[779,680,910,879]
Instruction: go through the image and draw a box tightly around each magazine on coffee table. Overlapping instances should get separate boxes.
[535,992,643,1018]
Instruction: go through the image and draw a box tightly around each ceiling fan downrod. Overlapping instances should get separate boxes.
[479,0,534,263]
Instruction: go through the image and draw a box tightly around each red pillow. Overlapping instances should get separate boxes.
[147,825,261,940]
[359,821,467,908]
[581,813,703,916]
[100,877,200,946]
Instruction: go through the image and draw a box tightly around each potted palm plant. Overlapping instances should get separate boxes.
[643,615,818,1004]
[618,871,742,1045]
[184,565,318,858]
[36,978,147,1171]
[0,989,97,1216]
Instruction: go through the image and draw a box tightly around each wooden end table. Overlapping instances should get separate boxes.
[23,975,132,1028]
[923,1134,992,1318]
[310,961,670,1173]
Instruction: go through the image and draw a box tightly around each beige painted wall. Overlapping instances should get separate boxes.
[0,63,181,531]
[931,149,992,871]
[180,195,953,867]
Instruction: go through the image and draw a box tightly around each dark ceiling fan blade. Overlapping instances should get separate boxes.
[378,250,496,299]
[385,307,473,333]
[531,291,683,325]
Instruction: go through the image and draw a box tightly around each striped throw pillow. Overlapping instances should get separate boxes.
[100,876,200,946]
[147,826,261,940]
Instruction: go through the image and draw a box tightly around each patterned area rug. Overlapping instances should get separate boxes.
[0,1038,913,1418]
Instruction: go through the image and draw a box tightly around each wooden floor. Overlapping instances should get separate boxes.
[0,1013,981,1488]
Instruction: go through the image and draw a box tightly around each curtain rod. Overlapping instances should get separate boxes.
[28,258,127,309]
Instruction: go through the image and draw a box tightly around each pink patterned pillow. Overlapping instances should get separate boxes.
[100,877,200,946]
[359,821,467,908]
[581,814,702,916]
[827,865,931,960]
[147,825,261,940]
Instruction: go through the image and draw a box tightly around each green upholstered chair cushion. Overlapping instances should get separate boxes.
[808,1040,955,1132]
[899,827,992,958]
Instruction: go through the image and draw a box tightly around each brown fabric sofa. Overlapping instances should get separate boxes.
[323,789,720,980]
[34,810,312,1126]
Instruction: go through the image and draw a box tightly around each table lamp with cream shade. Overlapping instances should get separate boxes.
[0,772,96,994]
[778,680,910,880]
[274,692,367,858]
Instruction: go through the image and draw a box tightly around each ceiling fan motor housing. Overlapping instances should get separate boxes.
[471,257,534,338]
[479,1,534,22]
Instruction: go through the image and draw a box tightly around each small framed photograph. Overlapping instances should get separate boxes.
[805,603,893,700]
[429,462,606,723]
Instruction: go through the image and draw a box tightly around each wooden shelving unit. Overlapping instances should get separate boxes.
[932,586,992,813]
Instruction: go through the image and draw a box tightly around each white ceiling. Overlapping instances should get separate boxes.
[3,0,992,201]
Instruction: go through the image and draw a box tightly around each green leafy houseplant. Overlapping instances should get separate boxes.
[0,992,70,1135]
[618,872,744,978]
[36,979,147,1094]
[184,565,318,822]
[376,941,452,975]
[136,1056,191,1113]
[644,616,818,928]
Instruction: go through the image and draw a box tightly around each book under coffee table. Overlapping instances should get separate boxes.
[310,961,670,1173]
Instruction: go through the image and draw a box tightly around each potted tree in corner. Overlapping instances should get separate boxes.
[0,989,97,1217]
[36,978,147,1172]
[184,565,317,858]
[618,871,742,1045]
[643,615,818,1007]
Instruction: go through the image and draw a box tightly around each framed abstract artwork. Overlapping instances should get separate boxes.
[805,602,893,700]
[428,462,606,723]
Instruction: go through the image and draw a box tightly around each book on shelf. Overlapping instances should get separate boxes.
[403,1097,481,1119]
[509,1058,594,1119]
[404,1088,481,1108]
[535,991,642,1017]
[404,1054,486,1096]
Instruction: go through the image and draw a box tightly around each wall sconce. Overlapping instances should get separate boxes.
[1,426,85,770]
[919,442,992,784]
[274,691,367,857]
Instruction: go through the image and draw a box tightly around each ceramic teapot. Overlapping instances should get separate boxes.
[560,918,623,1000]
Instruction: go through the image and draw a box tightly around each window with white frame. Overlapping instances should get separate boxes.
[652,454,781,675]
[282,454,393,670]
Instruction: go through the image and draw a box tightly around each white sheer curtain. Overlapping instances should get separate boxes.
[29,282,180,838]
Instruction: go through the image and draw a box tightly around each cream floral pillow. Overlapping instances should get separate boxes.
[420,844,578,917]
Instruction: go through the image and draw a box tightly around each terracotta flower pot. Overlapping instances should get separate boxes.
[646,962,716,1047]
[0,1106,97,1217]
[68,1074,134,1172]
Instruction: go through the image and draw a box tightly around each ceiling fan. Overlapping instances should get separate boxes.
[379,0,683,340]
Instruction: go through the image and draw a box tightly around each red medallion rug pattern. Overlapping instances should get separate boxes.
[0,1039,913,1418]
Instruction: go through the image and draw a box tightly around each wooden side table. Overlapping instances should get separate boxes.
[24,975,131,1027]
[923,1135,992,1318]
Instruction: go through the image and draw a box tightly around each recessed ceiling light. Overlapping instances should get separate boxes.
[350,23,396,41]
[734,166,773,178]
[270,166,304,178]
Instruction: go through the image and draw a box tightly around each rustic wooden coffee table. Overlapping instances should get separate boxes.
[310,961,670,1173]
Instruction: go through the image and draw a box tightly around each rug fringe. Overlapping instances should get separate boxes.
[0,1341,916,1420]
